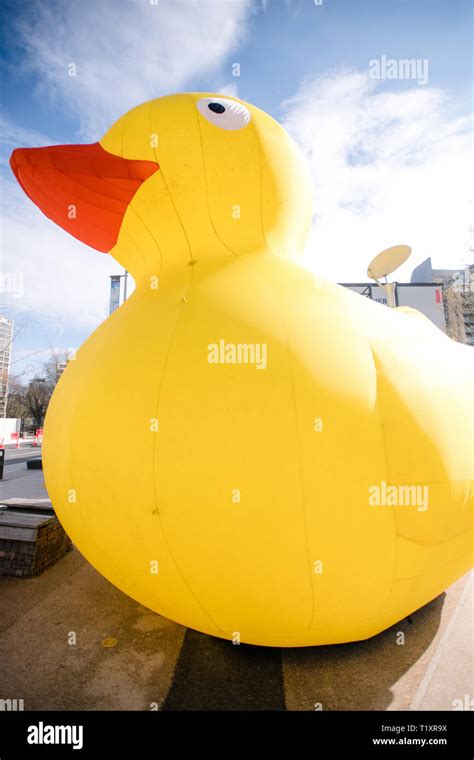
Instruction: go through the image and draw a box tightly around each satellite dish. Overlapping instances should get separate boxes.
[367,245,412,281]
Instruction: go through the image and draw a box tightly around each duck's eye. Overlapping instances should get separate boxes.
[197,97,251,131]
[208,102,225,114]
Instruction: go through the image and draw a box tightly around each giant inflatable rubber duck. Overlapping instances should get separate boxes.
[10,94,473,646]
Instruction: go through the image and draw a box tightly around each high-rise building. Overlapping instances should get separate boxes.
[0,316,14,417]
[448,265,474,346]
[411,259,474,345]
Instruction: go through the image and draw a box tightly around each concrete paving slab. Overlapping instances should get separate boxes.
[410,574,473,711]
[282,573,471,711]
[0,549,186,710]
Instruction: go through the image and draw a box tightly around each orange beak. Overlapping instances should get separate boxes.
[10,142,159,252]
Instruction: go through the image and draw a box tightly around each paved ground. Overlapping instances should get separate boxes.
[0,452,472,711]
[0,446,46,500]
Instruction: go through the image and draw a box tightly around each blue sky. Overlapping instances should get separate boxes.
[0,0,472,379]
[2,1,472,138]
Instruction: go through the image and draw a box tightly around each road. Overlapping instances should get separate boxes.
[0,447,472,711]
[0,445,46,500]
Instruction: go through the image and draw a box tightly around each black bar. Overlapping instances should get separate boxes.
[0,711,472,757]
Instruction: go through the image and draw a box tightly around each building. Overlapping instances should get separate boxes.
[411,259,474,345]
[56,360,68,378]
[445,266,474,346]
[340,281,446,333]
[340,260,474,343]
[0,315,14,417]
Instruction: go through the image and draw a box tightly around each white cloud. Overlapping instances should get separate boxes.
[0,116,54,166]
[212,81,240,99]
[0,171,118,329]
[14,0,252,140]
[282,70,473,281]
[0,110,117,332]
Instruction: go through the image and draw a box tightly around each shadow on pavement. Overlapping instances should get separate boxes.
[281,593,445,710]
[162,593,445,711]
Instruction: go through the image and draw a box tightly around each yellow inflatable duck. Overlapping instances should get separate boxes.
[11,94,473,646]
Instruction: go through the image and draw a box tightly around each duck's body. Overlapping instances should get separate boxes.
[43,252,472,646]
[11,94,473,646]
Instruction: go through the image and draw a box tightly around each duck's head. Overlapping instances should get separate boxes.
[10,93,313,284]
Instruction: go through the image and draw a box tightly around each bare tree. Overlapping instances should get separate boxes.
[41,353,69,395]
[5,375,28,420]
[6,352,70,428]
[25,378,51,428]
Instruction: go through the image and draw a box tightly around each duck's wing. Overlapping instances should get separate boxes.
[365,296,473,584]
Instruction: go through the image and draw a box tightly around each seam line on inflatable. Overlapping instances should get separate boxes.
[127,201,163,278]
[278,280,316,631]
[149,99,194,267]
[369,344,400,612]
[100,105,151,269]
[149,265,224,633]
[254,114,274,257]
[113,222,146,283]
[194,95,239,259]
[397,527,472,546]
[21,167,123,238]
